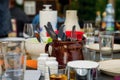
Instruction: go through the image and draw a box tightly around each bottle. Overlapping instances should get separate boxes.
[45,57,58,80]
[105,3,115,31]
[37,53,48,76]
[95,11,101,36]
[101,12,107,31]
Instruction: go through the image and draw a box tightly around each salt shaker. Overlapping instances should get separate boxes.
[37,53,48,76]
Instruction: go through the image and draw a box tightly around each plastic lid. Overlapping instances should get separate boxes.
[0,37,25,42]
[40,53,48,57]
[47,57,56,61]
[43,5,52,11]
[67,60,99,69]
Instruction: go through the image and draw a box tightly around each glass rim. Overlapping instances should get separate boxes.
[99,35,114,38]
[0,37,25,42]
[99,31,114,35]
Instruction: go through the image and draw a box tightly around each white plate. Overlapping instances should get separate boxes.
[67,60,99,69]
[86,43,120,52]
[0,37,25,42]
[99,59,120,76]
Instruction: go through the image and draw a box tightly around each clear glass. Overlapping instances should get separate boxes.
[23,23,34,38]
[67,67,98,80]
[90,50,96,61]
[99,31,114,61]
[1,38,26,80]
[0,43,4,79]
[83,23,94,37]
[49,68,67,80]
[83,23,95,46]
[46,65,67,80]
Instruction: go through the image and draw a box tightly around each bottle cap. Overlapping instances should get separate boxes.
[40,53,48,57]
[43,5,52,11]
[47,57,56,61]
[107,3,112,8]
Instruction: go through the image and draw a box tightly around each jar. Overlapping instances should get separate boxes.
[45,57,58,80]
[37,53,48,76]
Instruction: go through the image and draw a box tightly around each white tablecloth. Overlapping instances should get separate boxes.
[24,70,41,80]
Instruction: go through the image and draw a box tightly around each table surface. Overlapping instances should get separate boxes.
[38,52,120,80]
[39,73,114,80]
[39,33,120,80]
[85,43,120,52]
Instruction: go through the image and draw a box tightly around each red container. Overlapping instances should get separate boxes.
[66,31,84,40]
[47,30,84,41]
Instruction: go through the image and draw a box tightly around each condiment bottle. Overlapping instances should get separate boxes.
[37,53,48,76]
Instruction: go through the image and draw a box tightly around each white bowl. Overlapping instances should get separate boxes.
[67,60,99,69]
[25,38,47,60]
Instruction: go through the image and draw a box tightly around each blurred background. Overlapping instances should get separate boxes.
[12,0,118,21]
[9,0,120,37]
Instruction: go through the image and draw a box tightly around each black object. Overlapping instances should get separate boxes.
[44,25,58,40]
[47,22,55,34]
[57,24,65,40]
[71,25,77,41]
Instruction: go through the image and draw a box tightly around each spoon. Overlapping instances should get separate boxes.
[34,24,41,42]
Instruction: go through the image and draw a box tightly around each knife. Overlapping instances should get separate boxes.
[57,24,65,40]
[71,25,77,41]
[44,25,57,40]
[34,23,41,42]
[62,32,67,41]
[47,22,55,33]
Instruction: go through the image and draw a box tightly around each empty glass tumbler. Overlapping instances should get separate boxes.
[1,38,26,80]
[99,31,114,61]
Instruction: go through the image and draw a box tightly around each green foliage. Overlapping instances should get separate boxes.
[69,0,107,21]
[77,0,96,20]
[115,0,120,20]
[69,0,79,10]
[96,0,107,13]
[69,0,120,21]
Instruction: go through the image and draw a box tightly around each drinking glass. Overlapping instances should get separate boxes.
[99,31,114,61]
[83,23,94,36]
[1,38,26,80]
[23,23,34,38]
[83,23,95,61]
[83,23,95,45]
[44,64,67,80]
[49,68,67,80]
[0,43,3,79]
[89,50,96,61]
